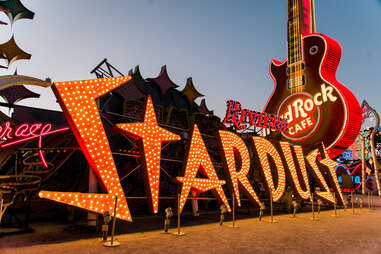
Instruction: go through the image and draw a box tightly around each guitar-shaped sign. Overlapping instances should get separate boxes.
[264,0,362,158]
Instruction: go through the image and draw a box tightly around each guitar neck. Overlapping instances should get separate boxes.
[287,0,303,66]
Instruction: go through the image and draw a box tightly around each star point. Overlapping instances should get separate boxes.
[115,95,180,213]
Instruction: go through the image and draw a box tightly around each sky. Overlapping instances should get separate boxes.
[0,0,380,120]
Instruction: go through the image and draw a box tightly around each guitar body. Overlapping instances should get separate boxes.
[264,33,362,158]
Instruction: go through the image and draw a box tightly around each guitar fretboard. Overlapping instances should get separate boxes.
[287,0,303,67]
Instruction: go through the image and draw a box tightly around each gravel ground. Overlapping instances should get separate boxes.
[1,195,381,254]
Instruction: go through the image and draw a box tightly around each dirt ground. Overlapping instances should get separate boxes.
[1,195,381,254]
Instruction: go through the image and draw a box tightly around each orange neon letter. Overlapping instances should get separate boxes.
[176,125,230,213]
[319,144,345,205]
[252,137,286,201]
[305,148,335,203]
[280,142,311,200]
[39,77,133,221]
[218,130,261,206]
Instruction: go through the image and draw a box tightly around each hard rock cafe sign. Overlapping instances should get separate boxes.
[36,76,345,222]
[278,84,337,141]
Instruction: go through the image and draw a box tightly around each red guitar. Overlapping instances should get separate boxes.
[264,0,362,158]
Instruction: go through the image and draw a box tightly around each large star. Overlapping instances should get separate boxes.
[115,96,180,213]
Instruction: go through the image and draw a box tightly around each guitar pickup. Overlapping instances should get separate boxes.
[287,75,306,89]
[286,62,305,75]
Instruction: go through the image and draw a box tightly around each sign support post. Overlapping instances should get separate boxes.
[104,195,120,247]
[173,193,185,236]
[229,192,239,228]
[332,192,338,217]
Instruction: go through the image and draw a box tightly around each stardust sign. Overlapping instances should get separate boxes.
[38,76,345,222]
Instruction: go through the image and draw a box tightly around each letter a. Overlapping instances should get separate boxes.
[176,125,230,214]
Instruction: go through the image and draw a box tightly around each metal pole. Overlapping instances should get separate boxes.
[104,195,120,247]
[351,189,354,215]
[232,192,235,227]
[178,193,180,235]
[361,137,366,195]
[312,193,315,220]
[0,195,3,223]
[370,132,381,196]
[368,192,371,210]
[270,188,273,223]
[173,193,185,236]
[111,196,117,245]
[229,192,239,228]
[333,192,337,217]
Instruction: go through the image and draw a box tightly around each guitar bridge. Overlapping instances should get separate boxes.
[287,75,306,89]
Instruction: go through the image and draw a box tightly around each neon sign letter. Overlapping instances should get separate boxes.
[252,137,286,201]
[305,148,334,203]
[0,122,69,168]
[280,142,310,200]
[176,125,230,213]
[39,77,133,222]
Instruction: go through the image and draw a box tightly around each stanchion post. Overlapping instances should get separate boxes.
[333,192,337,217]
[351,189,354,215]
[0,194,3,223]
[177,193,181,234]
[232,192,235,227]
[311,193,315,220]
[229,192,239,228]
[268,188,278,223]
[111,196,117,245]
[173,193,185,236]
[270,188,273,223]
[104,195,120,247]
[368,192,371,210]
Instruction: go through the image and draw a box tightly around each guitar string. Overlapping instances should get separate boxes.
[296,0,301,93]
[291,0,296,94]
[294,0,300,93]
[287,0,290,92]
[292,0,300,93]
[297,0,303,93]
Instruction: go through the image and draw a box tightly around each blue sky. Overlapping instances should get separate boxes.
[0,0,380,119]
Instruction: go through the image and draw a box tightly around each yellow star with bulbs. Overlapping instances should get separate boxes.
[115,95,180,213]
